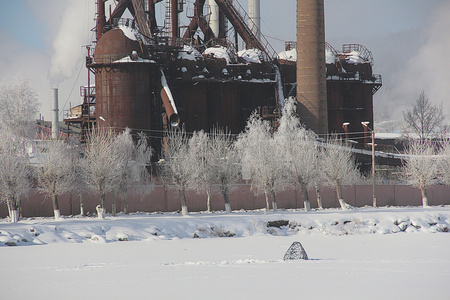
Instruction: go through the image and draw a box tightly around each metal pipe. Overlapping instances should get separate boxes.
[371,129,376,208]
[342,122,349,140]
[171,0,179,38]
[51,88,59,139]
[362,121,376,208]
[97,0,106,41]
[148,0,157,35]
[160,70,179,127]
[274,64,285,109]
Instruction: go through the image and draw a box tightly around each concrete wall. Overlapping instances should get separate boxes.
[1,184,449,218]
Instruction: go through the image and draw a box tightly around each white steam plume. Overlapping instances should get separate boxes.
[48,0,92,86]
[376,2,450,126]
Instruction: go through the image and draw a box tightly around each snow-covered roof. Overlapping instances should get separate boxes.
[237,49,261,64]
[277,49,296,62]
[326,49,336,64]
[178,45,202,61]
[345,51,366,64]
[118,25,138,41]
[375,132,403,140]
[112,56,156,64]
[277,49,336,64]
[277,48,366,65]
[204,46,231,64]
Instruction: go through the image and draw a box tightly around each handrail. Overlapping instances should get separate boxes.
[342,44,374,66]
[80,86,96,98]
[214,0,277,61]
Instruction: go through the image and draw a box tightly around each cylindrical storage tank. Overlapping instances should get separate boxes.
[93,28,157,134]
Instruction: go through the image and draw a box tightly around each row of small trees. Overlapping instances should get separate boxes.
[0,77,153,223]
[0,127,152,222]
[1,77,446,222]
[159,98,361,215]
[160,97,450,215]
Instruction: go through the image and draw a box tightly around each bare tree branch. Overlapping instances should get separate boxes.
[34,140,78,219]
[319,136,360,210]
[275,98,318,212]
[158,128,193,216]
[0,131,31,223]
[402,139,439,207]
[403,91,445,140]
[237,112,287,212]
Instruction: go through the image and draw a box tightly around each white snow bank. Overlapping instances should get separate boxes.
[1,207,449,300]
[204,46,230,63]
[237,48,261,64]
[178,45,202,61]
[1,206,448,246]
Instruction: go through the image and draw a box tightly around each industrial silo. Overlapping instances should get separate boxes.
[93,25,159,135]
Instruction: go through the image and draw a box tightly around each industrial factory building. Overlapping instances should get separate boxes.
[65,0,382,155]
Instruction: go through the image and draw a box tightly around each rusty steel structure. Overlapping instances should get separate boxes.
[63,0,381,155]
[64,0,281,156]
[279,41,382,141]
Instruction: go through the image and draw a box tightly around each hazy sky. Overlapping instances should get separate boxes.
[1,0,449,131]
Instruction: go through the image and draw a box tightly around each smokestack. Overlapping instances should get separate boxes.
[171,0,179,38]
[209,0,219,37]
[51,88,59,139]
[248,0,261,40]
[97,0,106,41]
[296,0,328,134]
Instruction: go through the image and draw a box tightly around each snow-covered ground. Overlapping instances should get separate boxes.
[1,206,449,299]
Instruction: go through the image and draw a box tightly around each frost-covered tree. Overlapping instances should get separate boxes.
[82,129,122,218]
[71,150,87,216]
[189,130,215,212]
[402,139,439,207]
[113,129,152,214]
[275,98,318,211]
[0,75,39,139]
[132,132,153,197]
[0,132,31,223]
[237,112,286,212]
[189,128,240,213]
[111,128,134,216]
[159,128,193,216]
[0,75,38,222]
[209,128,240,213]
[34,140,77,219]
[319,136,360,210]
[403,91,445,140]
[440,140,450,187]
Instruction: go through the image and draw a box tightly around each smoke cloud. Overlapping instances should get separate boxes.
[375,1,450,128]
[48,0,92,85]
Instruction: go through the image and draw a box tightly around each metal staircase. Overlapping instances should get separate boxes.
[213,0,277,62]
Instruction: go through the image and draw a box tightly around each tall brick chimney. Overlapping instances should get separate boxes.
[296,0,328,134]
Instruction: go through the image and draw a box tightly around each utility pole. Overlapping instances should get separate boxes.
[362,122,376,208]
